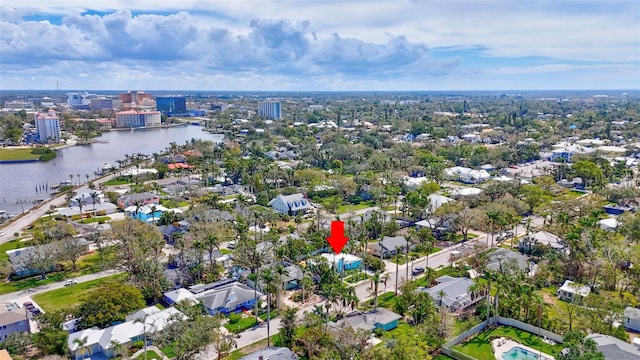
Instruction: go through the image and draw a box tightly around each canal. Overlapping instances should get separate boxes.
[0,125,223,216]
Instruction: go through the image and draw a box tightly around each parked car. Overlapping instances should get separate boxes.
[227,241,236,249]
[412,267,425,276]
[64,279,78,286]
[496,230,515,241]
[0,231,6,237]
[30,309,42,317]
[23,302,34,310]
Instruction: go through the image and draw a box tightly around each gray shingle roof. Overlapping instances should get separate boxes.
[239,347,298,360]
[486,248,530,272]
[197,283,261,311]
[585,333,640,360]
[379,236,407,251]
[625,307,640,321]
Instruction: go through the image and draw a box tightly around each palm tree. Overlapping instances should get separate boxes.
[89,191,99,219]
[77,173,81,186]
[261,267,276,347]
[69,174,73,185]
[73,336,92,360]
[75,196,87,220]
[132,200,143,220]
[275,264,287,311]
[280,307,298,348]
[248,272,260,317]
[85,173,90,183]
[368,271,387,308]
[149,204,158,224]
[133,316,149,360]
[394,245,402,295]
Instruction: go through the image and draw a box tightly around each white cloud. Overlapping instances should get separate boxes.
[1,0,638,90]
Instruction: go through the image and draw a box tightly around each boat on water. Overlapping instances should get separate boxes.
[101,163,114,172]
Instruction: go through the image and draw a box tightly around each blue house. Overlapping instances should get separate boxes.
[320,253,363,272]
[196,282,263,315]
[331,308,401,332]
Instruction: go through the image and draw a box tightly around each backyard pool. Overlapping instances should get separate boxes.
[502,346,543,360]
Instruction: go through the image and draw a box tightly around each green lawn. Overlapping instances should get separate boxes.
[104,178,133,186]
[32,273,126,312]
[224,316,258,333]
[361,291,397,311]
[337,202,375,214]
[344,272,369,284]
[80,216,111,224]
[453,326,564,360]
[135,350,162,359]
[0,148,41,161]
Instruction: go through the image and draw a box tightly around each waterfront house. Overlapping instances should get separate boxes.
[417,276,484,312]
[268,193,314,216]
[623,307,640,332]
[68,307,183,360]
[116,192,159,210]
[0,307,29,341]
[367,236,413,258]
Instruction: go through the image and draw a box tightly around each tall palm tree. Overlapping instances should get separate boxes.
[69,174,74,185]
[85,173,90,183]
[261,267,276,347]
[75,196,87,220]
[394,245,402,295]
[73,337,92,360]
[77,173,81,186]
[133,315,149,360]
[149,204,158,224]
[368,271,387,308]
[89,191,99,219]
[275,264,287,311]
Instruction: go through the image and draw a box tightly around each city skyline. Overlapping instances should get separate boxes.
[1,0,639,91]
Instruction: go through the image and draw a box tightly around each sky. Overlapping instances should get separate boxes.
[1,0,639,91]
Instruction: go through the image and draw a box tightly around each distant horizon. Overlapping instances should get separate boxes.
[1,89,638,94]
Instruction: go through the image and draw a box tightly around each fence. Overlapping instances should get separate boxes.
[441,316,563,360]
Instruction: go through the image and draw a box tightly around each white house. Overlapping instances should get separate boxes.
[320,253,363,271]
[624,307,640,332]
[68,307,183,360]
[557,280,590,302]
[444,167,490,184]
[268,193,314,216]
[597,218,619,231]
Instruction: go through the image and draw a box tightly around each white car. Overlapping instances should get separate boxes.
[0,231,5,237]
[64,279,78,286]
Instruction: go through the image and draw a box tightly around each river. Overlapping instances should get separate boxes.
[0,125,224,216]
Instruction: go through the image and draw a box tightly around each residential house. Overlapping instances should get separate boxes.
[7,240,88,277]
[330,308,401,333]
[159,220,190,244]
[557,177,584,189]
[359,209,392,224]
[519,231,565,254]
[444,166,491,184]
[240,347,298,360]
[320,253,363,272]
[417,276,484,312]
[367,236,413,258]
[117,192,159,210]
[163,288,199,306]
[58,202,118,219]
[598,218,619,231]
[67,307,183,360]
[0,307,29,341]
[584,334,640,359]
[551,143,595,162]
[623,307,640,332]
[603,204,633,216]
[268,193,314,216]
[485,248,534,275]
[124,204,175,222]
[71,190,105,205]
[557,280,590,303]
[450,187,483,197]
[195,282,262,316]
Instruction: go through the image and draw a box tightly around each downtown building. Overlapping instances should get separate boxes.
[115,110,161,128]
[35,110,61,143]
[156,96,187,116]
[258,101,282,119]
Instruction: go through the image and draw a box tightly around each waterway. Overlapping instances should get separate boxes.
[0,125,224,216]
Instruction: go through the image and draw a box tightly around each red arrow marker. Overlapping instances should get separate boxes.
[327,221,349,254]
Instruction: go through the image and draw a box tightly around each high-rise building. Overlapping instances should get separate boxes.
[258,101,282,119]
[66,92,96,108]
[621,93,629,106]
[91,98,123,110]
[115,110,161,128]
[35,110,61,143]
[156,97,187,115]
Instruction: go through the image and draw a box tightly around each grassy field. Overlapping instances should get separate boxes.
[338,202,375,214]
[344,272,370,283]
[0,248,117,295]
[104,178,133,186]
[361,291,397,311]
[453,326,564,360]
[32,273,126,312]
[0,148,41,161]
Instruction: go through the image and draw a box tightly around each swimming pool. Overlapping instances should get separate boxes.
[502,346,542,360]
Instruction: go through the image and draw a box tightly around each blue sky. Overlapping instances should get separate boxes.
[1,1,639,90]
